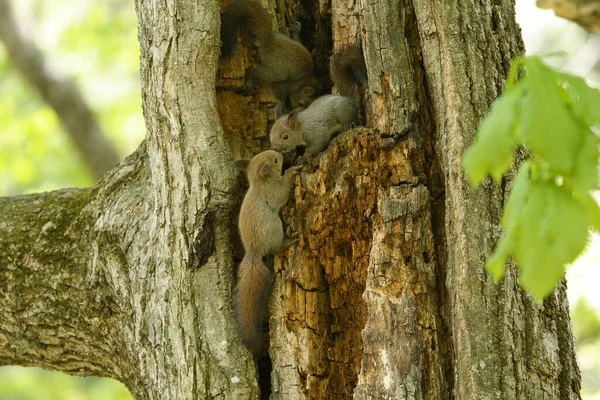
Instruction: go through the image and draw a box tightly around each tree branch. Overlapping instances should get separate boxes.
[0,0,121,180]
[0,188,126,379]
[537,0,600,32]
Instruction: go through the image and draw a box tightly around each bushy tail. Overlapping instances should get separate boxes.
[330,46,368,97]
[233,252,272,356]
[221,0,273,58]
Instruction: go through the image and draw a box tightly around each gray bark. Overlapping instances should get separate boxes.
[0,0,582,399]
[0,0,121,180]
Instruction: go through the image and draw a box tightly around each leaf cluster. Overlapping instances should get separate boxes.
[463,56,600,300]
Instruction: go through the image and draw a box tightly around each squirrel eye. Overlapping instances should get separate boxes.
[273,157,278,164]
[283,134,288,140]
[298,102,305,107]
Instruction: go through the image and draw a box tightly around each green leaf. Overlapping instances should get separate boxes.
[486,235,513,281]
[517,57,581,175]
[514,181,590,299]
[501,161,532,229]
[462,55,600,300]
[570,126,599,192]
[485,161,532,280]
[560,73,600,125]
[576,192,600,233]
[463,83,525,186]
[506,57,524,90]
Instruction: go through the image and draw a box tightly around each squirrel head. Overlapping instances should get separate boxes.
[238,150,284,183]
[269,109,306,154]
[288,77,323,111]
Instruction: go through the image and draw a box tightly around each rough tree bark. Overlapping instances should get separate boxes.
[0,0,121,180]
[0,0,582,399]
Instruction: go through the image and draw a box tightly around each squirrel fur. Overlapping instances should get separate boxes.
[270,46,368,162]
[233,150,299,355]
[220,0,322,112]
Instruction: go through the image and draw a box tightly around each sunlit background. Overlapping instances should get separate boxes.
[0,0,598,398]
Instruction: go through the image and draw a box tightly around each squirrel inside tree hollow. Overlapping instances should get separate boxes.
[269,46,368,164]
[233,150,300,356]
[220,0,323,114]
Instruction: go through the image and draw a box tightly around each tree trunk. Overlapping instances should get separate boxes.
[0,0,581,399]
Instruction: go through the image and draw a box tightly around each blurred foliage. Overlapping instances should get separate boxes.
[572,298,600,397]
[0,367,132,400]
[574,297,600,346]
[463,56,600,300]
[0,0,144,196]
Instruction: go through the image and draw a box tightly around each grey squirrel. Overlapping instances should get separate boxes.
[220,0,323,113]
[269,46,368,163]
[233,150,300,355]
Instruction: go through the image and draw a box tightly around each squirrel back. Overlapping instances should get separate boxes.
[330,46,368,97]
[220,1,323,112]
[221,0,273,58]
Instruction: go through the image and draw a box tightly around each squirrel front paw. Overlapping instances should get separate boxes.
[273,236,299,254]
[239,80,256,96]
[286,165,303,175]
[343,122,358,131]
[284,237,299,247]
[295,156,312,166]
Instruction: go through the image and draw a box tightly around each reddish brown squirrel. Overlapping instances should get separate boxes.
[220,0,323,113]
[233,150,300,355]
[270,46,368,163]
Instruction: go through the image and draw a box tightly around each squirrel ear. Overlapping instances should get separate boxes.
[233,159,250,171]
[260,162,271,177]
[287,109,302,130]
[301,85,315,96]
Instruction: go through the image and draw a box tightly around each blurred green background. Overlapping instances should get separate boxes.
[0,0,144,196]
[0,0,598,399]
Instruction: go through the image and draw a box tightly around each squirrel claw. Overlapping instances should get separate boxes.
[286,237,299,247]
[287,165,303,174]
[239,80,255,96]
[239,86,254,96]
[296,156,311,166]
[289,232,300,240]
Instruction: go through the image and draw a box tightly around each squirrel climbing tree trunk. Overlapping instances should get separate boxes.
[0,0,581,399]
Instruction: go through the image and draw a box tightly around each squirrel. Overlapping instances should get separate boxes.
[269,46,368,163]
[232,150,300,355]
[220,0,323,113]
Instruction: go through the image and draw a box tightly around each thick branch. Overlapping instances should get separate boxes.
[538,0,600,32]
[0,0,121,180]
[0,189,125,379]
